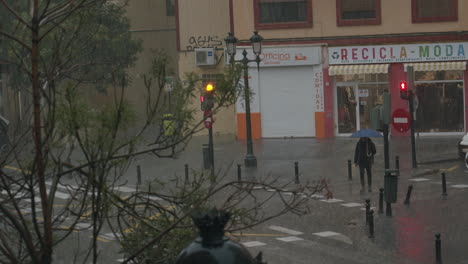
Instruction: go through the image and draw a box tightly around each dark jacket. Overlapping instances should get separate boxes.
[354,138,376,167]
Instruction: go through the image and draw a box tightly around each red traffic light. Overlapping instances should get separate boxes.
[399,82,407,91]
[399,81,409,100]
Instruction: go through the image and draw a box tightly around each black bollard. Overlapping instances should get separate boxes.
[294,162,299,184]
[386,202,392,217]
[137,165,142,186]
[442,172,447,197]
[365,199,370,224]
[237,164,242,182]
[347,160,352,181]
[368,209,374,238]
[378,188,384,214]
[435,233,442,264]
[184,164,189,184]
[404,185,413,205]
[395,155,400,171]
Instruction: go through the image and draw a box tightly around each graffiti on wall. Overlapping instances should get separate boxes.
[186,35,223,51]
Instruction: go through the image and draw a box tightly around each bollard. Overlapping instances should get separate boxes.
[137,165,142,186]
[347,160,352,181]
[368,209,374,238]
[294,162,299,184]
[237,164,242,182]
[404,185,413,205]
[435,233,442,264]
[378,188,384,214]
[184,164,189,184]
[365,199,370,225]
[442,172,447,197]
[395,155,400,171]
[386,202,392,217]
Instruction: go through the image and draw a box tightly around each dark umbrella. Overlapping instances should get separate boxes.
[350,128,383,138]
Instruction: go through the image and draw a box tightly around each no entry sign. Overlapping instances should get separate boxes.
[392,108,411,132]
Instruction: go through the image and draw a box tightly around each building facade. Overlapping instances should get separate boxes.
[176,0,468,138]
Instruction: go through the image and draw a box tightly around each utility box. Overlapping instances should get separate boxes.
[384,169,399,203]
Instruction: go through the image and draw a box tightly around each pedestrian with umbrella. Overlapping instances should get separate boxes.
[351,129,380,193]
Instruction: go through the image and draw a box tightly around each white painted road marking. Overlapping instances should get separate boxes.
[242,241,266,247]
[313,231,341,237]
[320,198,344,203]
[341,202,363,207]
[276,236,303,242]
[268,225,303,236]
[451,184,468,188]
[409,178,430,182]
[113,186,137,193]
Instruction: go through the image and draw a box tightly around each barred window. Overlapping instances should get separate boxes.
[412,0,457,23]
[254,0,312,29]
[337,0,381,26]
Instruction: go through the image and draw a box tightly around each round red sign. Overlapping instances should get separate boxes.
[391,108,411,132]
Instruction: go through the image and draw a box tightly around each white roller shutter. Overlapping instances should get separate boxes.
[259,66,316,138]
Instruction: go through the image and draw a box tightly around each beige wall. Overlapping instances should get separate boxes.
[177,0,235,136]
[233,0,468,41]
[178,0,230,52]
[178,51,236,136]
[125,0,178,121]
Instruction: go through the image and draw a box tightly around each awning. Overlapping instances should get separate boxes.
[328,64,389,75]
[404,61,466,72]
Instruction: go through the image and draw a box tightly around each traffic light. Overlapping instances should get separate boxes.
[201,82,215,110]
[399,81,409,100]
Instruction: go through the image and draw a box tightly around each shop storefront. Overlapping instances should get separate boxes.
[235,45,324,139]
[328,42,468,136]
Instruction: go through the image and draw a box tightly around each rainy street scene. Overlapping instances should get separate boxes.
[1,0,468,263]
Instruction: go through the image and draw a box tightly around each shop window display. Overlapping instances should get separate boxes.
[336,73,388,134]
[414,70,464,132]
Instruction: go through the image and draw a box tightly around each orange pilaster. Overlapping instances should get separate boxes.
[315,112,325,138]
[236,113,261,140]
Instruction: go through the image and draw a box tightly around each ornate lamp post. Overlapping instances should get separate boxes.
[224,31,263,168]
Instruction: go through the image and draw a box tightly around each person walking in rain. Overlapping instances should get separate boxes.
[354,137,376,193]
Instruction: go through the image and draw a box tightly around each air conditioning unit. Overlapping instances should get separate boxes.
[195,48,216,66]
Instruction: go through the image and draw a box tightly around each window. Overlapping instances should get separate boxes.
[414,70,463,132]
[336,0,381,26]
[166,0,175,16]
[254,0,312,29]
[412,0,457,23]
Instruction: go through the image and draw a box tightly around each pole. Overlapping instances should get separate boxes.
[383,124,390,169]
[137,165,142,186]
[242,49,257,168]
[442,172,448,197]
[294,161,299,184]
[208,126,214,178]
[435,233,442,264]
[365,199,370,225]
[347,160,352,181]
[368,209,374,238]
[386,202,392,217]
[404,185,413,205]
[395,155,400,171]
[407,66,417,168]
[184,164,189,184]
[378,188,384,214]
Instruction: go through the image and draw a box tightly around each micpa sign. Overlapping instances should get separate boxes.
[329,42,468,64]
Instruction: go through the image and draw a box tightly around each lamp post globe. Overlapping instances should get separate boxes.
[224,32,238,58]
[250,31,263,56]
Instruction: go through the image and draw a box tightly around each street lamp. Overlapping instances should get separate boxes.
[224,31,263,168]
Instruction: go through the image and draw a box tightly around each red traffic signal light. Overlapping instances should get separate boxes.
[399,81,409,100]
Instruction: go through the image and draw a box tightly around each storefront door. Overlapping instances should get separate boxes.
[336,83,359,134]
[336,82,388,134]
